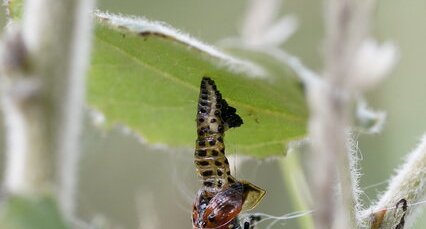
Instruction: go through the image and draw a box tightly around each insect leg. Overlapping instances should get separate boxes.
[242,214,262,229]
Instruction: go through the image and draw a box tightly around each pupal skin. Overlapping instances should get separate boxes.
[192,77,265,229]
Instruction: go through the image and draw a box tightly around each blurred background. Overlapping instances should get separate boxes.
[1,0,426,228]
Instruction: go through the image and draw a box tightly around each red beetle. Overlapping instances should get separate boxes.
[192,181,265,229]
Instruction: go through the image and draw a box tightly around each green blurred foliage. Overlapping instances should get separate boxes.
[0,196,67,229]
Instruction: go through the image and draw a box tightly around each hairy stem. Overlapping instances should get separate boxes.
[362,135,426,228]
[307,81,354,228]
[1,0,94,220]
[307,1,377,228]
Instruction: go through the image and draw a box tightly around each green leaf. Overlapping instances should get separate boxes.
[0,195,68,229]
[89,12,307,157]
[3,2,307,157]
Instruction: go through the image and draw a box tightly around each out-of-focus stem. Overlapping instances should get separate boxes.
[308,1,376,228]
[1,0,94,220]
[280,150,314,229]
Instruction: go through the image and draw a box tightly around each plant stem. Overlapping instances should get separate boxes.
[1,0,94,220]
[280,150,314,229]
[307,1,377,228]
[307,81,355,228]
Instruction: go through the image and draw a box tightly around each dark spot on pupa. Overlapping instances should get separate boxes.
[199,108,207,114]
[228,177,235,183]
[217,170,223,176]
[198,140,206,147]
[202,127,210,134]
[200,101,208,106]
[203,181,213,187]
[197,161,209,166]
[208,139,216,146]
[212,150,219,157]
[214,110,220,116]
[201,94,208,100]
[198,117,205,123]
[226,171,231,175]
[215,161,222,166]
[202,170,213,176]
[224,158,229,164]
[218,180,223,188]
[197,150,207,157]
[210,118,217,123]
[217,136,223,143]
